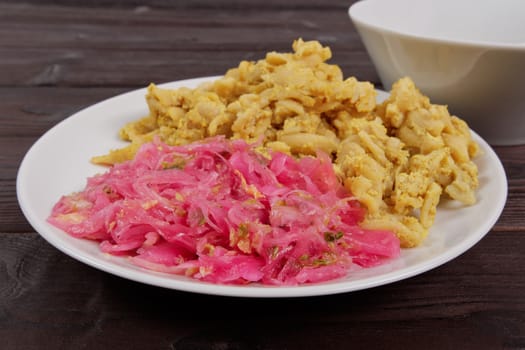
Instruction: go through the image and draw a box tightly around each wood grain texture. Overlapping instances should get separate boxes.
[0,3,378,88]
[1,232,524,349]
[1,1,524,349]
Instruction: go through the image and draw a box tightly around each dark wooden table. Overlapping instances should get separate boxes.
[2,1,524,349]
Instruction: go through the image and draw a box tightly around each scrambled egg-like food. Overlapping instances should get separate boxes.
[93,39,479,248]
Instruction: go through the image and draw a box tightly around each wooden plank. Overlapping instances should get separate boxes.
[492,146,525,231]
[0,48,378,87]
[0,87,128,136]
[0,3,361,50]
[0,2,379,87]
[1,136,40,233]
[0,0,354,10]
[0,231,523,348]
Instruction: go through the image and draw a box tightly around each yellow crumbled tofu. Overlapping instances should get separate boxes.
[93,40,479,248]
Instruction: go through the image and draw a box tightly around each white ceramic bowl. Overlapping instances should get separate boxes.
[349,0,525,145]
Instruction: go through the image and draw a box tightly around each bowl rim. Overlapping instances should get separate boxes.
[348,0,525,51]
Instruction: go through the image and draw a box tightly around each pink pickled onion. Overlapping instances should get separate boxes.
[48,136,399,285]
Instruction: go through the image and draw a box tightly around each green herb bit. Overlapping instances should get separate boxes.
[324,231,344,242]
[161,158,186,170]
[312,258,330,266]
[238,223,249,238]
[299,254,309,261]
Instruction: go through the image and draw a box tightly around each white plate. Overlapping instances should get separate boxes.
[17,76,508,298]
